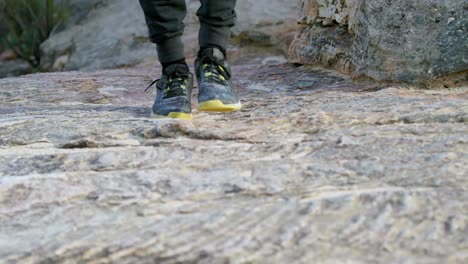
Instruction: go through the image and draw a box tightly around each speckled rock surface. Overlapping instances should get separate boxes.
[0,59,467,263]
[289,0,468,84]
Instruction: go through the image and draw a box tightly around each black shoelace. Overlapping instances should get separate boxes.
[144,72,191,99]
[201,62,230,86]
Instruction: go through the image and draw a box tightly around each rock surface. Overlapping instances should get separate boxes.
[1,56,467,262]
[40,0,297,72]
[0,59,32,79]
[289,0,468,84]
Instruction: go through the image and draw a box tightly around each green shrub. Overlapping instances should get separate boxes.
[0,0,69,69]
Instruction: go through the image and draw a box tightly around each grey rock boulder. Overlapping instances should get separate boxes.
[40,0,154,71]
[289,0,468,84]
[0,59,32,78]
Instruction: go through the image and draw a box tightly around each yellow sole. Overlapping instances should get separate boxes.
[167,112,193,120]
[198,100,242,112]
[153,112,192,120]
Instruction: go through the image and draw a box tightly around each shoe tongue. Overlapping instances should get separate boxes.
[164,63,189,76]
[199,47,225,62]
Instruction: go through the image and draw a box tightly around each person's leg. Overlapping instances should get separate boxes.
[195,0,241,112]
[196,0,237,56]
[138,0,187,68]
[139,0,192,120]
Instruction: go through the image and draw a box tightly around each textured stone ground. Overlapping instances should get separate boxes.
[0,59,467,263]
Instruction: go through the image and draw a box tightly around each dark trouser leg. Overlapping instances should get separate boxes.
[138,0,187,64]
[197,0,237,55]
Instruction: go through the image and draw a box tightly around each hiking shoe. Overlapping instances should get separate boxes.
[195,48,241,112]
[145,64,193,120]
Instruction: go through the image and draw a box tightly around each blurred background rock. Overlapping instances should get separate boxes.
[0,0,70,77]
[0,0,297,77]
[39,0,297,73]
[2,0,465,87]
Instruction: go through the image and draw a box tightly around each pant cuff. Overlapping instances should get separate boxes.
[156,36,185,64]
[199,23,231,53]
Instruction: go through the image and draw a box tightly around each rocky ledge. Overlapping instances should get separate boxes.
[0,59,467,263]
[289,0,468,84]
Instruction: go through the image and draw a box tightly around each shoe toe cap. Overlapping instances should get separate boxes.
[199,83,239,104]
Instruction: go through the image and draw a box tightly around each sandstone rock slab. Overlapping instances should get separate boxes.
[0,60,467,262]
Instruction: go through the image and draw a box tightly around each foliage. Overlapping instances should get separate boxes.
[0,0,69,68]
